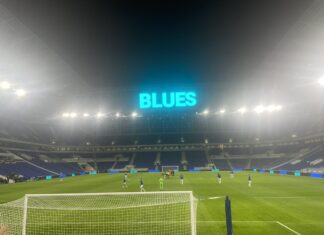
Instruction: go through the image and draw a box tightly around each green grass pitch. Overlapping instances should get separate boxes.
[0,171,324,235]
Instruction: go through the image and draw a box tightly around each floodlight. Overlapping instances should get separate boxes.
[131,112,138,117]
[15,89,26,97]
[0,81,11,90]
[202,109,209,115]
[116,112,120,117]
[318,77,324,86]
[254,105,265,114]
[238,107,247,114]
[96,112,104,118]
[275,105,282,111]
[266,105,276,112]
[62,113,70,118]
[83,113,90,117]
[219,109,226,114]
[70,112,78,118]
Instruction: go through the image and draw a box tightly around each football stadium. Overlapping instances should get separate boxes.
[1,0,324,234]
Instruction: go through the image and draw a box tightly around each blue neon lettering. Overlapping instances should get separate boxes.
[139,93,151,109]
[139,91,197,109]
[185,92,197,106]
[162,92,175,108]
[152,93,163,108]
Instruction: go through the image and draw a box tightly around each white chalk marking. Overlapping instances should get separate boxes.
[276,221,301,235]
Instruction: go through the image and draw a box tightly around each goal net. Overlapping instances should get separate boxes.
[162,165,179,172]
[0,191,197,235]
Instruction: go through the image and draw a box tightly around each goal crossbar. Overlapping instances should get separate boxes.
[24,191,193,197]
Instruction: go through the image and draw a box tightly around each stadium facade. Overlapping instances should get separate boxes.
[1,107,324,182]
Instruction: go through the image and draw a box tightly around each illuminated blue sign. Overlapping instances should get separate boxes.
[139,91,197,109]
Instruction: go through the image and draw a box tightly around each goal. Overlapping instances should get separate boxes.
[162,165,179,172]
[0,191,197,235]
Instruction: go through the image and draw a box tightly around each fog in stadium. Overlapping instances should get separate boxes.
[1,0,324,235]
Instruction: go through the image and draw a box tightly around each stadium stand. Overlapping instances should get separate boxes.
[133,152,156,170]
[1,119,324,179]
[186,151,209,169]
[160,152,182,167]
[0,162,52,178]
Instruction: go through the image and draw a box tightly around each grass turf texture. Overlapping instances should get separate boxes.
[0,171,324,235]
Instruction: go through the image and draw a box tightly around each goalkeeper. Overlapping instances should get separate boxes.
[159,177,164,190]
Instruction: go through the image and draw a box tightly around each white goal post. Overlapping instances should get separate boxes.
[0,191,197,235]
[162,165,179,172]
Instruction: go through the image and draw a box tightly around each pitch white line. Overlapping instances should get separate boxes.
[199,196,224,201]
[208,196,223,200]
[276,221,301,235]
[254,197,304,199]
[197,220,276,223]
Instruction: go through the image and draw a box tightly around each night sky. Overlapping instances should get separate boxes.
[0,0,313,90]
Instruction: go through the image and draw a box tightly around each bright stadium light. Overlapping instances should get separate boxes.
[238,107,247,114]
[0,81,11,90]
[318,77,324,86]
[202,109,209,115]
[83,113,90,117]
[70,112,78,118]
[275,105,282,111]
[96,112,104,118]
[62,113,70,118]
[219,109,226,114]
[131,112,138,118]
[254,105,265,114]
[15,89,26,97]
[266,105,276,112]
[116,112,120,118]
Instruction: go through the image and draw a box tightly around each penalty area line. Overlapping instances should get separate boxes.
[276,221,301,235]
[197,220,276,223]
[199,196,224,201]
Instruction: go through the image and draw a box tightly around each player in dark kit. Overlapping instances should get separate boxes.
[180,174,184,185]
[122,177,128,189]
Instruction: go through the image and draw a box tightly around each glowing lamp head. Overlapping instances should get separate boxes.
[318,77,324,86]
[83,113,90,117]
[238,107,247,114]
[62,113,70,118]
[116,112,120,117]
[266,105,276,112]
[275,105,282,111]
[131,112,138,118]
[15,89,26,97]
[202,109,209,115]
[70,112,78,118]
[219,109,226,114]
[254,105,265,114]
[96,112,104,118]
[0,81,11,90]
